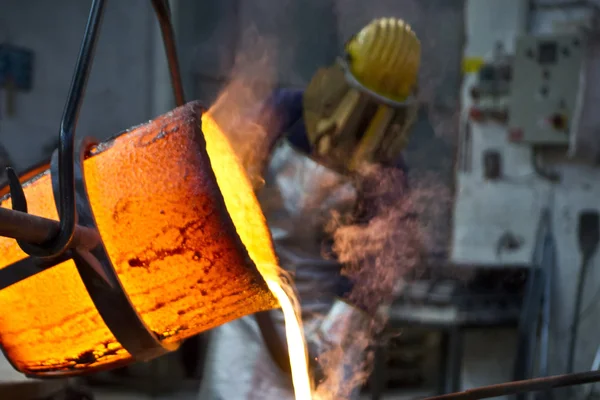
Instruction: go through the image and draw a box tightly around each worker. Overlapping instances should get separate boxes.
[198,17,423,400]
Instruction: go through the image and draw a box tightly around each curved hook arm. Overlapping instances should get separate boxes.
[8,0,106,259]
[54,0,106,257]
[8,0,185,258]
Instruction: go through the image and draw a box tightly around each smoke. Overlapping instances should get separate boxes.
[308,166,452,399]
[313,322,374,400]
[327,165,421,314]
[207,27,279,189]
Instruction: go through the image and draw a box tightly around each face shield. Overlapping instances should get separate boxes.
[303,18,421,175]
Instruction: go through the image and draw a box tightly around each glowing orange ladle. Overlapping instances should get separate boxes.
[0,103,279,376]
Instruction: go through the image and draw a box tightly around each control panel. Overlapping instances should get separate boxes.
[507,34,584,145]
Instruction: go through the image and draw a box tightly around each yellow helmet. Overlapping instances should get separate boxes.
[303,18,421,174]
[346,18,421,102]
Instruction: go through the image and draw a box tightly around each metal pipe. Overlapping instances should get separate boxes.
[539,234,554,378]
[0,207,100,251]
[6,0,107,260]
[424,370,600,400]
[55,0,107,254]
[150,0,185,107]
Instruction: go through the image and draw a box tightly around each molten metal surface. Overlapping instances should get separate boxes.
[202,114,312,399]
[0,102,278,376]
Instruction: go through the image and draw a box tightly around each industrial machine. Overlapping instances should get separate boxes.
[449,1,600,398]
[454,5,600,267]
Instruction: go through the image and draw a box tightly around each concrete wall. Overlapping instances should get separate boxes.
[0,0,167,176]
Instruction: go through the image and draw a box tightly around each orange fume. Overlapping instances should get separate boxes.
[0,102,279,376]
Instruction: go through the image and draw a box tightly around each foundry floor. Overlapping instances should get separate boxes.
[93,388,196,399]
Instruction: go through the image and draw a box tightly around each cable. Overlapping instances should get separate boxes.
[544,284,600,345]
[576,286,600,324]
[531,149,560,183]
[567,210,600,374]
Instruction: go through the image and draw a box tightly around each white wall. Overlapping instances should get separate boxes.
[458,1,600,398]
[0,0,170,175]
[465,0,527,57]
[458,2,529,397]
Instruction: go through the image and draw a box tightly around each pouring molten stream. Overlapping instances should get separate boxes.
[202,114,313,400]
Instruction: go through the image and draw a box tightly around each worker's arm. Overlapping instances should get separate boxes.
[254,88,307,163]
[307,162,408,399]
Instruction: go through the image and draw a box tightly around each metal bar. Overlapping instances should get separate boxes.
[151,0,185,106]
[7,0,107,260]
[0,252,73,291]
[445,328,463,394]
[536,232,555,400]
[0,207,100,251]
[54,0,106,254]
[424,370,600,400]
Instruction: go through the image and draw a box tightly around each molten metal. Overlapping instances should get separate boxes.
[203,114,313,399]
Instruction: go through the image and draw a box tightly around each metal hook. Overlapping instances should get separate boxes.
[7,0,106,259]
[8,0,185,259]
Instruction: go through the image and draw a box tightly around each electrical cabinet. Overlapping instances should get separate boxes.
[507,34,584,145]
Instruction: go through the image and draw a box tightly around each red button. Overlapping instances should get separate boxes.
[469,107,484,122]
[549,113,567,131]
[508,128,523,142]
